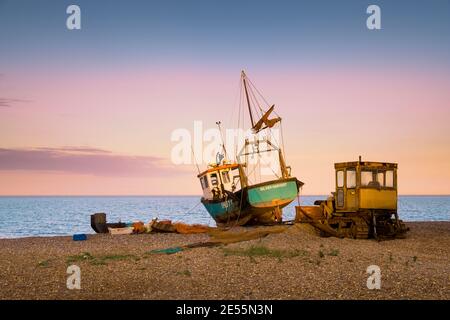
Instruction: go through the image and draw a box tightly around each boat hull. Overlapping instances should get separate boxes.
[247,178,299,210]
[201,177,301,227]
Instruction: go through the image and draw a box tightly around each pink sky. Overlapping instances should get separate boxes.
[1,66,449,195]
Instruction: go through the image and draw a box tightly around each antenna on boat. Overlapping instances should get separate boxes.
[191,144,200,174]
[216,121,228,162]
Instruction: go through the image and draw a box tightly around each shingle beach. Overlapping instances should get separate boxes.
[0,222,448,300]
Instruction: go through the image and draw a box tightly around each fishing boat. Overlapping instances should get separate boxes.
[197,71,303,227]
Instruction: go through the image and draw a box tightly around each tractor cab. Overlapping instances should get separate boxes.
[296,157,407,239]
[333,158,397,213]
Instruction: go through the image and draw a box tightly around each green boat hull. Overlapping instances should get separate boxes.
[201,177,302,226]
[247,179,299,210]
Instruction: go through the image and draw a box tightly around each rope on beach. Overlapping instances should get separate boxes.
[184,201,202,215]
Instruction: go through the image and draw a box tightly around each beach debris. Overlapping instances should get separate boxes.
[151,225,291,252]
[150,219,177,233]
[206,225,288,245]
[72,234,87,241]
[91,213,108,233]
[91,213,127,233]
[108,227,134,235]
[91,214,212,236]
[183,225,288,248]
[149,220,212,234]
[132,221,146,234]
[149,247,184,255]
[173,222,212,234]
[92,214,290,245]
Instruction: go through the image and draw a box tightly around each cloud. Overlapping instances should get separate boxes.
[0,98,31,108]
[0,147,187,177]
[36,146,112,154]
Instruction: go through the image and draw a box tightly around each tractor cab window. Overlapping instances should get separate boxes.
[361,171,372,186]
[362,170,387,188]
[346,169,356,188]
[361,170,381,187]
[210,173,218,186]
[386,170,394,187]
[337,170,344,187]
[361,169,394,188]
[377,172,385,187]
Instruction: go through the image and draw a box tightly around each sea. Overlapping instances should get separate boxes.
[0,196,449,238]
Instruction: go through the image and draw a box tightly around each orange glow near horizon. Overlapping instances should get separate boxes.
[1,67,449,195]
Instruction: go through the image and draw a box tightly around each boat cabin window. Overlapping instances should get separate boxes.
[210,173,219,186]
[200,176,209,189]
[221,171,230,184]
[337,170,344,188]
[386,170,394,187]
[346,169,356,188]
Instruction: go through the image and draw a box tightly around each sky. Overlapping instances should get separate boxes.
[0,0,449,195]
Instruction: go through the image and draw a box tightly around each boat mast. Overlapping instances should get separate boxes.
[238,71,291,181]
[241,70,255,128]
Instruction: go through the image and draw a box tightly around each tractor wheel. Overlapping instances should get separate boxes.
[351,217,370,239]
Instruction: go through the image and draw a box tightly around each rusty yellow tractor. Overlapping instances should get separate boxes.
[296,157,409,239]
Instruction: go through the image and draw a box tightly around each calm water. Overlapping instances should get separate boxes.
[0,196,449,238]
